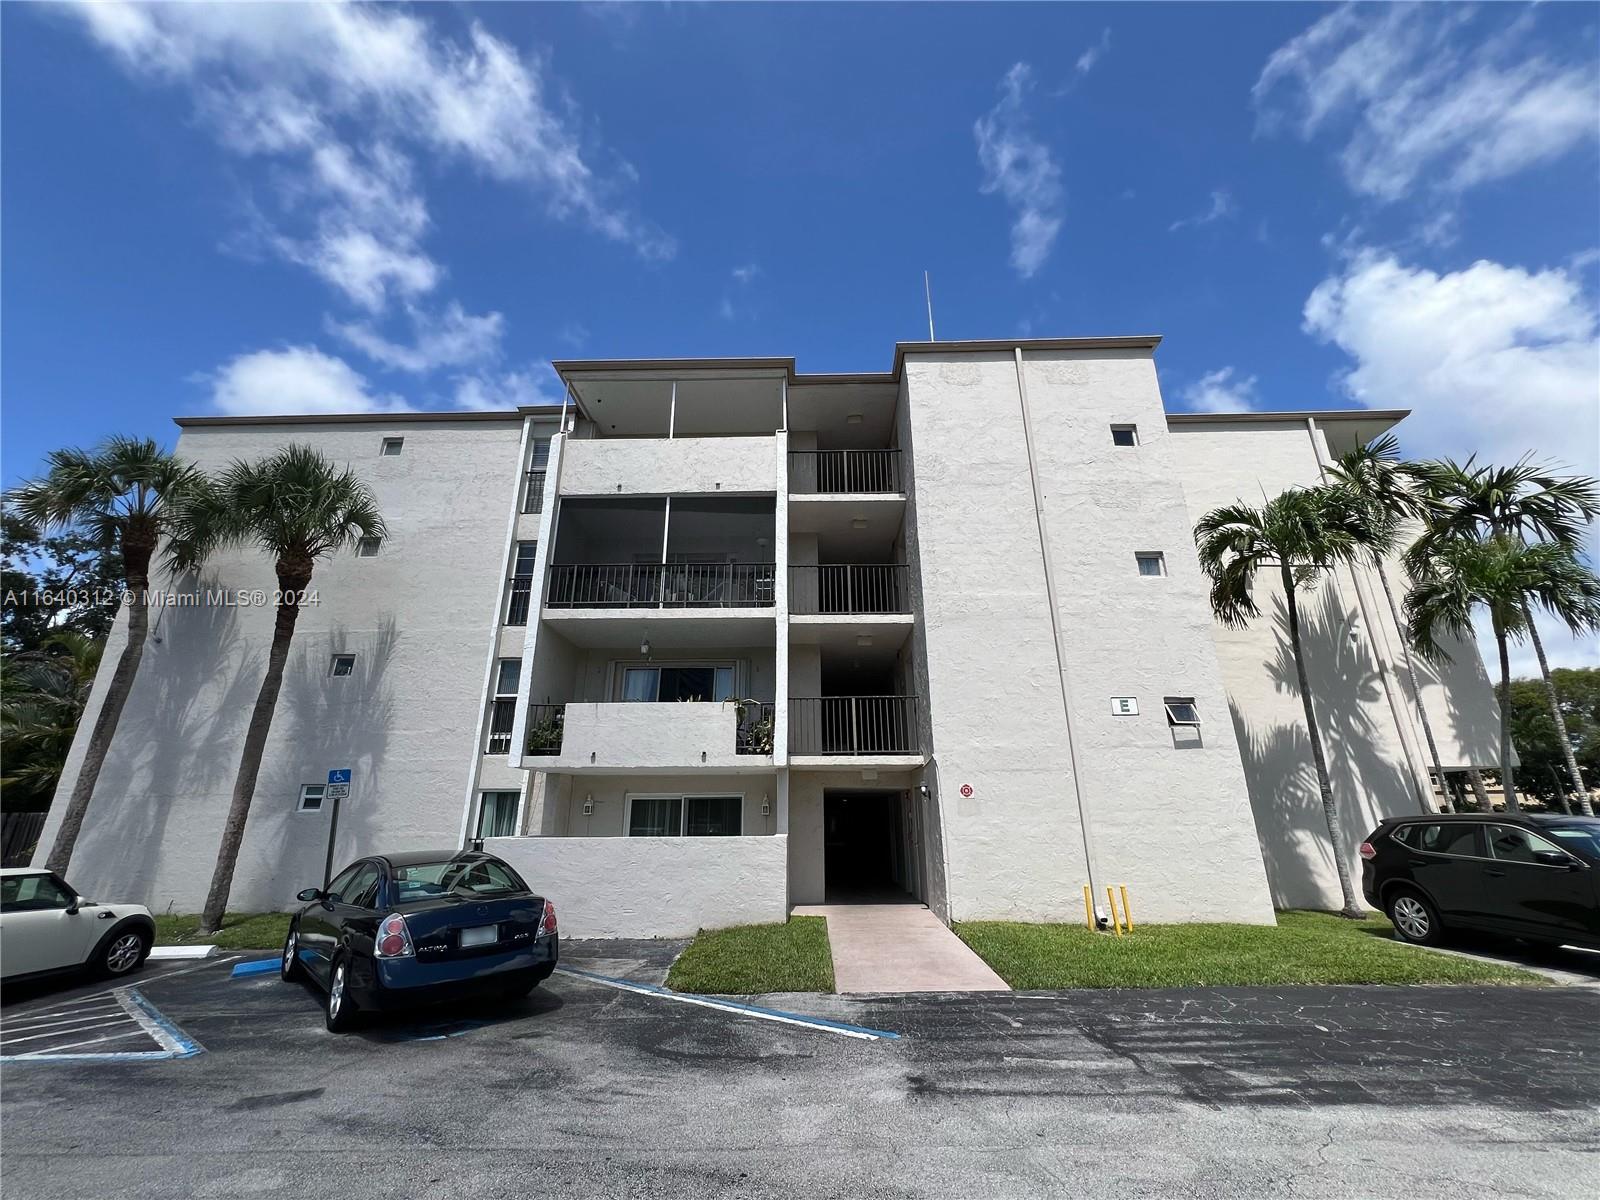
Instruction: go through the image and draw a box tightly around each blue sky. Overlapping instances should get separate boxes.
[3,2,1597,660]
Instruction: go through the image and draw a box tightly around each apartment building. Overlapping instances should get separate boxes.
[37,338,1504,936]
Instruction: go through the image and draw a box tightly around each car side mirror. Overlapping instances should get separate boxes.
[64,900,80,915]
[1533,850,1576,868]
[296,887,324,903]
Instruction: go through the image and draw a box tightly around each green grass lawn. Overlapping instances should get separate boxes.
[665,916,835,994]
[954,910,1546,988]
[153,912,292,952]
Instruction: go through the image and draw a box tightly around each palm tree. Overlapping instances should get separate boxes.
[1412,457,1599,814]
[1195,486,1381,918]
[1,633,105,805]
[1325,434,1447,811]
[6,438,205,872]
[167,445,384,935]
[1405,537,1600,813]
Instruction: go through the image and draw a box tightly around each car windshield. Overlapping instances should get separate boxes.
[1543,825,1600,862]
[391,859,525,902]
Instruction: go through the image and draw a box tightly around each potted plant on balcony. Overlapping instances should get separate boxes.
[727,698,774,755]
[525,707,565,756]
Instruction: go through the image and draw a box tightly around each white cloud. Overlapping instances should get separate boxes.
[1178,367,1260,413]
[206,346,407,416]
[1254,5,1599,202]
[1168,188,1237,234]
[731,263,760,285]
[1076,28,1112,76]
[452,364,564,411]
[68,0,674,316]
[329,302,504,373]
[974,63,1064,279]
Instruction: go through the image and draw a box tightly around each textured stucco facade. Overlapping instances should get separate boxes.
[37,338,1505,936]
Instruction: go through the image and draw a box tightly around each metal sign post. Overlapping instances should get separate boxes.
[322,769,352,887]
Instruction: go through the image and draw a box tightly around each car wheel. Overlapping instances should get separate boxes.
[324,956,358,1032]
[280,924,303,982]
[98,927,151,978]
[1388,889,1443,946]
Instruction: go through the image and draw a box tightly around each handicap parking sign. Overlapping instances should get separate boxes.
[327,768,352,801]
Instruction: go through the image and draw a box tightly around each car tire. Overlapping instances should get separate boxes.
[280,923,303,982]
[324,955,359,1033]
[95,924,151,979]
[1388,888,1444,946]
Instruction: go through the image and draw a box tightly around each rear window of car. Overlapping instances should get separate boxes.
[1413,824,1485,857]
[391,859,527,902]
[1389,825,1417,847]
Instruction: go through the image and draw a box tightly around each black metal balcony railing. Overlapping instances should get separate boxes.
[789,696,921,756]
[505,574,533,625]
[788,449,902,494]
[485,698,516,755]
[735,702,776,755]
[522,470,547,515]
[524,704,565,756]
[789,565,910,615]
[545,563,776,609]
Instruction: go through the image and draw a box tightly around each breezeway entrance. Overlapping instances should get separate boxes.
[823,789,919,903]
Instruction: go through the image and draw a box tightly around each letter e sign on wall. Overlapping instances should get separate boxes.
[1110,697,1138,716]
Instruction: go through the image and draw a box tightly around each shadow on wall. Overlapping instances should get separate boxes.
[1231,584,1415,910]
[75,578,255,902]
[1413,641,1503,773]
[255,617,402,895]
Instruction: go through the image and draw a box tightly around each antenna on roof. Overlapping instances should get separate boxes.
[924,270,937,342]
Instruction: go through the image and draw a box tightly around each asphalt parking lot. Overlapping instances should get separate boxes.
[3,941,1598,1200]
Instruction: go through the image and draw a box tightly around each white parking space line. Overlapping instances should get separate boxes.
[2,1017,133,1046]
[1,986,205,1063]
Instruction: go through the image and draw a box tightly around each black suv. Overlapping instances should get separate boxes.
[1360,813,1600,950]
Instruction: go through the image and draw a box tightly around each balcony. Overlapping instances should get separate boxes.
[789,695,922,757]
[790,565,909,615]
[523,701,773,771]
[547,563,776,609]
[788,450,902,494]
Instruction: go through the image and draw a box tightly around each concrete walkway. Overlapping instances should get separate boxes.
[792,903,1010,993]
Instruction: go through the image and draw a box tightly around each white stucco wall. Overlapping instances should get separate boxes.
[485,833,789,938]
[900,349,1275,925]
[36,418,526,912]
[547,702,769,773]
[559,435,780,497]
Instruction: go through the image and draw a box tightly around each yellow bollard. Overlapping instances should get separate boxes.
[1106,886,1123,936]
[1083,884,1094,930]
[1120,885,1134,933]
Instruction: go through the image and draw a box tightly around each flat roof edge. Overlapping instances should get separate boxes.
[173,408,558,428]
[1166,408,1410,424]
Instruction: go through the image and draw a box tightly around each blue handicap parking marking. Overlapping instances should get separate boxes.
[1,987,204,1062]
[230,958,280,978]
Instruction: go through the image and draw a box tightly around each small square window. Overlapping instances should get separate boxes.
[1164,697,1200,726]
[1136,552,1166,577]
[330,654,356,677]
[298,785,326,812]
[357,536,382,557]
[381,437,404,456]
[1111,425,1138,447]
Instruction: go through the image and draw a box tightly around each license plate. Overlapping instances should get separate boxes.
[459,925,498,948]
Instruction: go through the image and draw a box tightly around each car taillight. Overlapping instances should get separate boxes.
[1358,841,1376,861]
[537,900,557,939]
[375,913,414,958]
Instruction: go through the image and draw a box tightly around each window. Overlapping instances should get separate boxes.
[1136,553,1166,577]
[1111,425,1138,447]
[513,541,539,577]
[1163,697,1200,726]
[391,857,526,901]
[485,659,521,754]
[330,654,356,677]
[621,664,735,703]
[627,794,742,837]
[530,437,551,470]
[0,873,75,914]
[477,791,521,839]
[340,863,382,909]
[325,862,364,902]
[1487,824,1567,865]
[1414,824,1485,857]
[357,536,382,557]
[298,785,326,813]
[381,437,404,456]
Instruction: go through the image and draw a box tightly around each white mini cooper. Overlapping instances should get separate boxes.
[0,867,155,985]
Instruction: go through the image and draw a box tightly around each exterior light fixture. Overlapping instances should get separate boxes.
[761,794,771,816]
[856,635,873,647]
[582,794,594,815]
[846,413,864,425]
[641,634,651,657]
[851,518,868,529]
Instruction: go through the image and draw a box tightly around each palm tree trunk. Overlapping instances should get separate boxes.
[1466,768,1493,812]
[198,570,310,934]
[1373,556,1448,811]
[1520,601,1592,816]
[1492,615,1518,812]
[1283,565,1364,917]
[42,556,152,874]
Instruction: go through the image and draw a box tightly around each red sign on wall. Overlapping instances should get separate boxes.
[959,783,974,798]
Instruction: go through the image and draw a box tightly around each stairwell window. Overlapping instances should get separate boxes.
[1164,697,1201,726]
[297,785,325,813]
[330,654,356,677]
[357,536,382,557]
[1136,552,1166,577]
[485,660,521,754]
[381,437,404,456]
[1111,425,1138,447]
